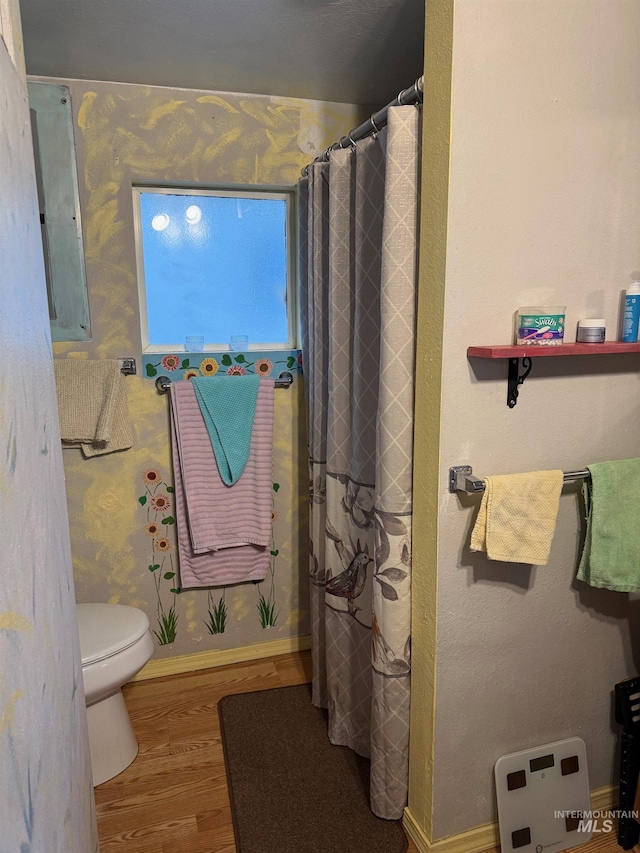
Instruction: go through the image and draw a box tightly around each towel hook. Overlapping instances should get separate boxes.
[118,357,137,375]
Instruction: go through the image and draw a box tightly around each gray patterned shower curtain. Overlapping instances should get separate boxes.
[297,105,420,820]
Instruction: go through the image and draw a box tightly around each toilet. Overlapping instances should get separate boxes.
[76,603,154,786]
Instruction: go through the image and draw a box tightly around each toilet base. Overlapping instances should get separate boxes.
[86,688,139,786]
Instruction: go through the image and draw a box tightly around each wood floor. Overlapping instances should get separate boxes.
[96,649,418,852]
[96,650,620,853]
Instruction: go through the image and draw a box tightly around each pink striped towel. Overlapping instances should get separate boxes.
[170,378,274,588]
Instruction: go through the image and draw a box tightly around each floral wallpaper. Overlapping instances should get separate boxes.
[48,77,364,660]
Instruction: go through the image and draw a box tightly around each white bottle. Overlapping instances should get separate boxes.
[622,281,640,342]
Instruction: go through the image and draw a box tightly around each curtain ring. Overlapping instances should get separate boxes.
[347,132,357,151]
[370,114,381,137]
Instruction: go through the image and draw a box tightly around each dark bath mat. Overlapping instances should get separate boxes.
[218,684,408,853]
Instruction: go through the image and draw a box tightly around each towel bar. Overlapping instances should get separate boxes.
[155,370,294,394]
[449,465,590,494]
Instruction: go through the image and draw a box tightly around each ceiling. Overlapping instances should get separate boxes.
[19,0,424,109]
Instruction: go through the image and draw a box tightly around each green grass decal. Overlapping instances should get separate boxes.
[205,591,227,634]
[153,604,178,645]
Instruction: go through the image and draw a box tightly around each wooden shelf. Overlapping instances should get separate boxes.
[468,342,640,359]
[467,341,640,407]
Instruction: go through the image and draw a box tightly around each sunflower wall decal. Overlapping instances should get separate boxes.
[138,468,180,645]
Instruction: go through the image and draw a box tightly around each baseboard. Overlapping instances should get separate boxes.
[403,809,440,853]
[132,634,312,681]
[590,783,616,812]
[403,808,499,853]
[403,785,617,853]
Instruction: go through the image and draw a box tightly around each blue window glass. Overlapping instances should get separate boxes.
[136,190,291,348]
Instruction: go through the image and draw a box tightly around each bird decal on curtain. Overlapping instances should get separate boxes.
[325,519,373,615]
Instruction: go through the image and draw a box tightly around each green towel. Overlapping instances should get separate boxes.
[577,459,640,592]
[191,375,260,486]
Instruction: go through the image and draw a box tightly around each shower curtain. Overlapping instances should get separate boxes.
[298,105,420,820]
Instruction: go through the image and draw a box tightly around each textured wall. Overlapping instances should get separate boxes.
[41,77,363,657]
[429,0,640,838]
[0,10,97,851]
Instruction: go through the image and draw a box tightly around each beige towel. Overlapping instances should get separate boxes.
[79,380,132,457]
[470,470,563,564]
[54,359,132,457]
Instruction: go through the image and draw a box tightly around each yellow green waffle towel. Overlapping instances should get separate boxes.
[470,470,563,564]
[577,459,640,592]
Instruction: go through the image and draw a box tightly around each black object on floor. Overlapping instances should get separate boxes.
[615,676,640,849]
[218,684,408,853]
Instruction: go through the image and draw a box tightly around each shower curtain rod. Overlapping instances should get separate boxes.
[301,75,424,176]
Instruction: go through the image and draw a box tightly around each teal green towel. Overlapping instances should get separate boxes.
[577,459,640,592]
[191,375,260,485]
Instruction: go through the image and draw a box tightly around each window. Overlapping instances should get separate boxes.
[133,187,296,352]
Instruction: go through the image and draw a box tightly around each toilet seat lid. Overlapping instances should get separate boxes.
[76,603,150,665]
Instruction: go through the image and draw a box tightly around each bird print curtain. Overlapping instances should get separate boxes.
[297,106,420,820]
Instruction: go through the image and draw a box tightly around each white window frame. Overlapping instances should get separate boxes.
[133,184,298,354]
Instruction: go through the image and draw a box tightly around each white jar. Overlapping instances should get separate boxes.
[576,319,606,343]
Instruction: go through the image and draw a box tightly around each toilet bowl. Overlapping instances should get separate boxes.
[76,603,154,786]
